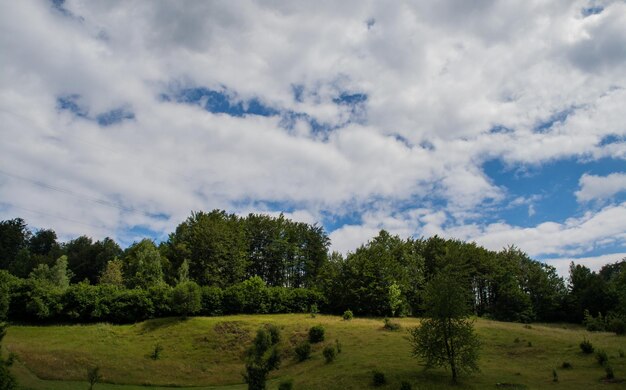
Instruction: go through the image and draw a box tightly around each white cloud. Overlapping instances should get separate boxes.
[544,252,626,278]
[0,0,625,255]
[576,172,626,202]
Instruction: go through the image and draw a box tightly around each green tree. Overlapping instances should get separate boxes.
[244,326,281,390]
[123,239,165,289]
[28,255,71,290]
[172,281,202,318]
[388,281,402,316]
[408,271,480,383]
[99,258,124,286]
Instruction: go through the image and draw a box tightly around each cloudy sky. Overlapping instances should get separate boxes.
[2,0,626,275]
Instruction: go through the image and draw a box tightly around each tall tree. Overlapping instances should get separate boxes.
[0,218,31,274]
[123,239,165,289]
[408,270,480,383]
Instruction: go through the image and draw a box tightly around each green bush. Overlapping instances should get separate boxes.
[278,380,293,390]
[608,317,626,335]
[266,324,281,345]
[172,281,202,317]
[619,349,625,358]
[383,317,401,331]
[200,286,223,316]
[295,341,311,362]
[561,361,573,369]
[150,343,163,360]
[580,338,594,354]
[400,381,412,390]
[342,309,353,321]
[323,345,336,363]
[583,310,606,332]
[596,350,608,366]
[372,370,386,386]
[335,339,342,353]
[309,325,325,343]
[605,364,614,379]
[552,368,558,382]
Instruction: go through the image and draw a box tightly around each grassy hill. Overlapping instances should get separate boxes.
[3,314,626,389]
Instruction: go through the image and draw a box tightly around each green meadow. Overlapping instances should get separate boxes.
[3,314,625,389]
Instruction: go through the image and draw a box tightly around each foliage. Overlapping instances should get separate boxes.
[409,271,480,383]
[0,323,17,390]
[87,366,101,390]
[383,317,401,331]
[323,345,336,363]
[123,239,165,289]
[99,259,124,286]
[552,368,558,382]
[172,281,202,317]
[388,281,403,316]
[295,341,311,362]
[400,381,412,390]
[596,350,608,366]
[278,380,293,390]
[342,309,353,321]
[244,326,281,390]
[310,303,318,318]
[605,364,614,379]
[335,339,342,354]
[579,338,594,354]
[372,370,386,386]
[561,362,573,369]
[150,344,164,360]
[308,325,325,343]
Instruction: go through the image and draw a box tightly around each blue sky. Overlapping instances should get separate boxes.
[2,0,626,276]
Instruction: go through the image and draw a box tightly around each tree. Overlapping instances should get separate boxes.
[172,281,202,318]
[123,239,165,289]
[244,326,281,390]
[388,281,402,317]
[28,256,71,290]
[408,271,479,383]
[0,323,17,389]
[87,366,102,390]
[99,259,124,286]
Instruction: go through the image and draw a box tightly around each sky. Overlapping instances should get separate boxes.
[1,0,626,277]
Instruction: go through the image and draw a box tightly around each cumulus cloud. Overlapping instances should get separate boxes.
[576,172,626,202]
[0,0,625,261]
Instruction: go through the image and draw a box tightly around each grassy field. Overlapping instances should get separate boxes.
[3,314,626,389]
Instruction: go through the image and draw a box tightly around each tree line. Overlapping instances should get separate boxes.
[0,212,625,329]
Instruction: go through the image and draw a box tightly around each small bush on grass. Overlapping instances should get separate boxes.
[266,324,280,344]
[309,325,325,343]
[596,350,608,366]
[150,344,163,360]
[323,345,337,363]
[372,370,386,386]
[383,317,401,331]
[561,362,573,369]
[580,338,594,354]
[552,368,558,382]
[514,337,520,343]
[310,303,319,318]
[527,341,532,347]
[619,349,624,358]
[295,341,311,362]
[605,365,614,380]
[87,366,102,390]
[335,339,342,353]
[608,318,626,335]
[343,309,353,321]
[400,381,412,390]
[279,379,293,390]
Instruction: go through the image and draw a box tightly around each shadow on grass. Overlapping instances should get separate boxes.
[137,317,188,334]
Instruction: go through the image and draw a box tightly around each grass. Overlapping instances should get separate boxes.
[3,314,626,389]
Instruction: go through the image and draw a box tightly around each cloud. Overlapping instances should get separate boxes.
[0,0,625,259]
[544,252,626,278]
[576,172,626,202]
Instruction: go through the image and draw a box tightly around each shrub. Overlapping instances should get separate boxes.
[335,339,342,354]
[605,365,614,380]
[619,349,625,358]
[400,381,412,390]
[323,345,336,363]
[608,318,626,335]
[583,310,606,332]
[514,337,520,343]
[383,317,401,331]
[278,380,293,390]
[295,341,311,362]
[527,341,532,347]
[342,309,353,321]
[310,303,319,318]
[580,338,594,354]
[200,286,223,316]
[172,281,202,317]
[87,366,102,390]
[150,343,163,360]
[561,362,573,369]
[372,370,386,386]
[309,325,325,343]
[596,350,608,366]
[552,368,558,382]
[266,324,281,344]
